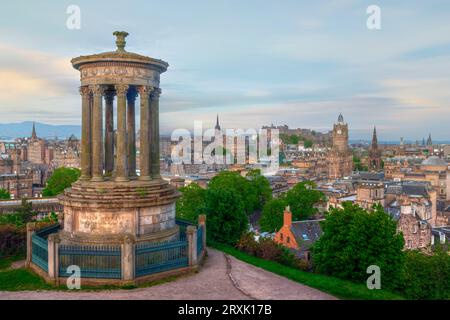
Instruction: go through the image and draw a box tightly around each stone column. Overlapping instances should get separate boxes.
[187,225,197,267]
[47,233,60,280]
[115,84,129,181]
[26,222,37,268]
[79,86,92,180]
[150,88,161,178]
[121,235,135,281]
[90,84,105,182]
[127,89,137,177]
[104,90,115,176]
[138,86,151,180]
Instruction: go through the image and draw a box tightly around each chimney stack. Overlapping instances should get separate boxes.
[283,206,292,227]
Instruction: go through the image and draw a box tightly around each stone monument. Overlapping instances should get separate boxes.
[58,31,180,245]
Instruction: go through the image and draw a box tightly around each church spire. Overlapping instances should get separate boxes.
[215,114,221,131]
[337,113,344,124]
[372,126,378,146]
[31,122,37,140]
[427,133,432,146]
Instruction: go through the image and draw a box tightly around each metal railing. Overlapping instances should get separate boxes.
[31,233,48,272]
[135,239,188,277]
[59,244,122,279]
[197,225,204,257]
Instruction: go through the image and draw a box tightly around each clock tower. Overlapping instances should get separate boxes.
[327,113,353,179]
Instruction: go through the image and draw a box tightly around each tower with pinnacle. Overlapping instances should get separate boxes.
[327,113,353,179]
[368,126,382,171]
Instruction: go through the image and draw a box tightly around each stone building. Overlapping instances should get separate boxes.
[355,181,385,209]
[368,126,382,171]
[386,156,449,201]
[274,207,323,261]
[27,123,53,165]
[0,173,33,199]
[327,114,353,179]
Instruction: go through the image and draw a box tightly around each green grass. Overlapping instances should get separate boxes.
[0,255,25,270]
[0,254,195,291]
[211,242,405,300]
[0,269,53,291]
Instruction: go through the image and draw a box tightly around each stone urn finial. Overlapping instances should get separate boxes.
[113,31,129,52]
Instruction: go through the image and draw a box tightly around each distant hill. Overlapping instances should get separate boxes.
[0,121,81,140]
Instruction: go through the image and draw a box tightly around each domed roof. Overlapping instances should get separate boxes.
[421,156,447,167]
[71,31,168,72]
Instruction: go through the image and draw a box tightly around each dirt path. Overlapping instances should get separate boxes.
[0,249,336,300]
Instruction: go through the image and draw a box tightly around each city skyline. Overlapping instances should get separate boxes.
[1,1,450,140]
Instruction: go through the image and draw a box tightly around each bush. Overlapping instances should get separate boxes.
[0,225,26,257]
[236,233,307,271]
[402,247,450,300]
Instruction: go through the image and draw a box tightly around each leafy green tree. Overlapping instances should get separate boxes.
[208,171,257,215]
[285,181,325,220]
[175,183,206,222]
[259,197,287,232]
[0,188,10,200]
[303,140,313,148]
[246,169,272,209]
[402,246,450,299]
[43,167,81,197]
[312,203,405,290]
[204,187,248,245]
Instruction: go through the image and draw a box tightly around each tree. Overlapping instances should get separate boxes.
[175,183,206,222]
[0,188,10,200]
[204,187,248,245]
[208,171,258,215]
[303,139,313,149]
[402,246,450,299]
[259,197,287,232]
[42,167,81,197]
[312,203,405,290]
[246,169,272,209]
[285,181,325,220]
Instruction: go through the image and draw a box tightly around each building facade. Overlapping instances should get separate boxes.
[327,114,353,179]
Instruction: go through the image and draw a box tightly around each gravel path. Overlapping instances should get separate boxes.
[0,248,336,300]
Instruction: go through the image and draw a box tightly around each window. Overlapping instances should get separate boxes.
[407,240,413,249]
[280,233,283,241]
[287,236,290,244]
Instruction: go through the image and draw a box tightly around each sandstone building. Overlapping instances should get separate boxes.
[327,114,353,179]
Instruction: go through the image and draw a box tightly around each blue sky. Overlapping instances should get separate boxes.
[0,0,450,140]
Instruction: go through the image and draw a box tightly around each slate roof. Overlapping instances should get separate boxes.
[385,184,429,197]
[290,219,324,251]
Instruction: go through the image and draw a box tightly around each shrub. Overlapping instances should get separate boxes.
[236,233,307,271]
[402,247,450,300]
[0,225,26,257]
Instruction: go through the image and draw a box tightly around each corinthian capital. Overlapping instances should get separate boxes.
[79,86,91,97]
[137,85,153,99]
[114,84,129,96]
[89,84,105,96]
[150,87,161,99]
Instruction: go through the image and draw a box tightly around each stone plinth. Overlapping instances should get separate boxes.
[58,178,180,245]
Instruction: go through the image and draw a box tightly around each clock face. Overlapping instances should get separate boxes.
[337,129,342,135]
